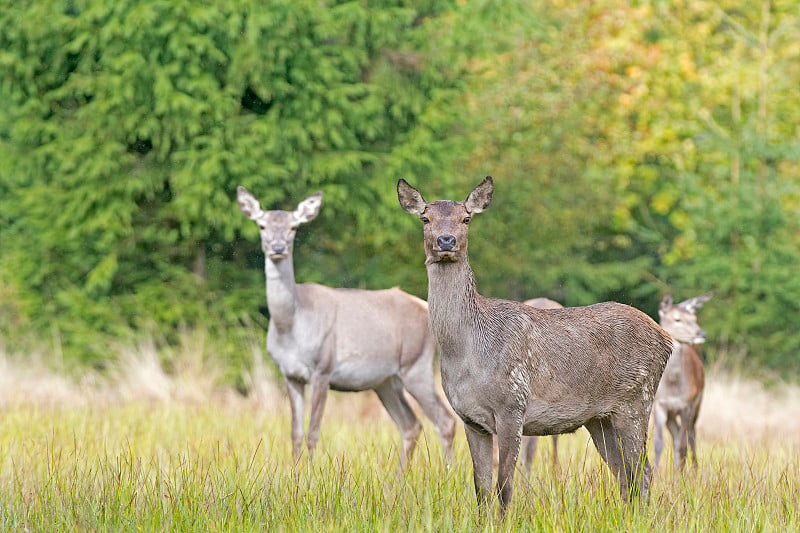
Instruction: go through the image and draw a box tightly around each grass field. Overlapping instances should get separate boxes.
[1,347,799,531]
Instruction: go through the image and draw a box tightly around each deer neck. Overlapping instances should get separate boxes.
[265,256,298,331]
[662,335,685,373]
[426,258,481,356]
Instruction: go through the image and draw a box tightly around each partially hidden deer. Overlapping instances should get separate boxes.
[653,292,712,471]
[398,177,673,513]
[237,186,456,466]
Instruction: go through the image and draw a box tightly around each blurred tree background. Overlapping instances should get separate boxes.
[1,0,798,381]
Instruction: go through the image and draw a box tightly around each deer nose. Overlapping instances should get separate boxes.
[437,234,456,251]
[271,243,286,255]
[692,328,707,344]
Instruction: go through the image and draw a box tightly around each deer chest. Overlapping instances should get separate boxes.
[266,326,325,383]
[441,354,528,435]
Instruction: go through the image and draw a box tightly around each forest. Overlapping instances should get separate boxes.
[1,0,799,382]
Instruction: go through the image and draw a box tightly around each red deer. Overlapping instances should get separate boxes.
[238,186,456,466]
[653,292,712,471]
[398,177,673,513]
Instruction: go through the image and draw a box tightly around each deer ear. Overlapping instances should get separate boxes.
[465,176,493,213]
[659,294,673,316]
[293,191,323,224]
[397,179,426,215]
[237,186,263,220]
[682,291,713,313]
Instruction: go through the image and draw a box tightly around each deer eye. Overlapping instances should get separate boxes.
[462,217,471,224]
[258,224,266,230]
[420,216,430,225]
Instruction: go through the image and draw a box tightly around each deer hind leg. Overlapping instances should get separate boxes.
[687,424,698,471]
[551,435,560,470]
[463,424,494,510]
[285,378,306,462]
[652,403,667,470]
[374,376,421,468]
[521,436,538,473]
[585,418,626,497]
[586,416,650,504]
[520,435,557,474]
[400,360,457,463]
[615,415,652,504]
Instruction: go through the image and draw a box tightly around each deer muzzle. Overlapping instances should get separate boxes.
[693,329,707,344]
[268,243,288,260]
[437,234,456,251]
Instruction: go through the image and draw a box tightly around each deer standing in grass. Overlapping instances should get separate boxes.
[237,186,456,466]
[398,177,673,513]
[653,292,712,471]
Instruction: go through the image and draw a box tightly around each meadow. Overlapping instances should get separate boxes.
[1,344,799,532]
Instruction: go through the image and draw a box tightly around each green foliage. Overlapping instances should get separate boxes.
[449,0,800,372]
[0,0,460,368]
[1,0,799,375]
[605,0,800,370]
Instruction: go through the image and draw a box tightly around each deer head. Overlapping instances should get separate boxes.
[237,186,322,261]
[397,177,493,264]
[658,292,713,345]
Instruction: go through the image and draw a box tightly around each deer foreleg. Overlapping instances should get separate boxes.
[495,419,522,514]
[665,414,682,471]
[306,372,331,459]
[674,411,691,471]
[464,424,494,510]
[286,378,306,462]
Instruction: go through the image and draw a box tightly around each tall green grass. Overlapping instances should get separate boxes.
[1,398,798,532]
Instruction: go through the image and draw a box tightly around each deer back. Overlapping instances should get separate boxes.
[524,297,563,310]
[281,283,432,390]
[525,302,671,396]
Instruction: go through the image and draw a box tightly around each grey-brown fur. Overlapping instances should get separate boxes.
[653,292,712,471]
[398,177,673,513]
[520,298,564,472]
[238,186,455,466]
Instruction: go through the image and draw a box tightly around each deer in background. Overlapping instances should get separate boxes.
[653,292,712,471]
[237,186,456,466]
[398,177,673,513]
